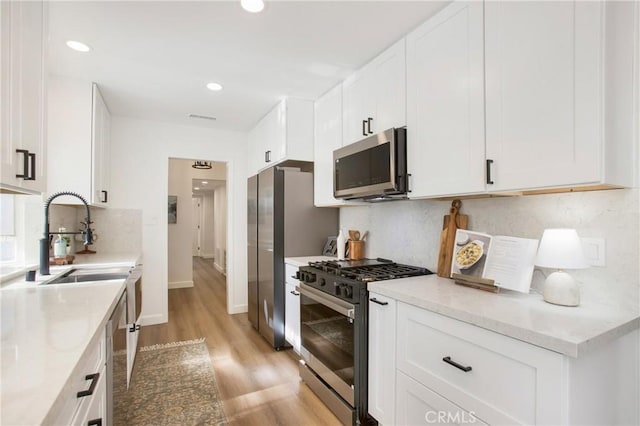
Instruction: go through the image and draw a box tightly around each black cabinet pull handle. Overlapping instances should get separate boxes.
[88,419,102,426]
[367,117,373,134]
[77,372,100,397]
[290,290,300,296]
[442,356,472,372]
[486,159,494,185]
[27,152,36,180]
[265,150,272,163]
[15,149,29,179]
[362,120,367,136]
[369,297,388,306]
[129,323,141,332]
[101,190,108,203]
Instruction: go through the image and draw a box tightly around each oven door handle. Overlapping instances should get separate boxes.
[297,284,355,320]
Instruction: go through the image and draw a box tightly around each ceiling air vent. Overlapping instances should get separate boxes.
[188,114,217,121]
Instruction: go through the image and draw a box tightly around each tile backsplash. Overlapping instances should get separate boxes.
[340,188,639,308]
[48,206,142,255]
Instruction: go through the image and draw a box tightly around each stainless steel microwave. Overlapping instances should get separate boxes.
[333,127,407,200]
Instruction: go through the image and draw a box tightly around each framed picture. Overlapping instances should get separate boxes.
[168,195,177,224]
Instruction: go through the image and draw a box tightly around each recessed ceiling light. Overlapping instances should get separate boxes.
[206,82,223,92]
[66,40,91,52]
[202,181,209,185]
[241,0,264,13]
[194,187,200,190]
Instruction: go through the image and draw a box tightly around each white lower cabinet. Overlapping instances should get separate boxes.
[396,303,563,425]
[368,292,396,425]
[396,371,487,426]
[368,297,638,425]
[284,263,301,353]
[50,329,106,425]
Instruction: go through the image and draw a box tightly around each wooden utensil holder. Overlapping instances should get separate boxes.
[348,240,365,260]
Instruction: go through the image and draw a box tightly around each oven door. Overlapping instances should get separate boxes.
[298,283,356,406]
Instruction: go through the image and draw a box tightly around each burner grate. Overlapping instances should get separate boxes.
[307,259,431,282]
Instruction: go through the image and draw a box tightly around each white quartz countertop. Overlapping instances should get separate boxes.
[284,255,337,267]
[369,275,640,358]
[1,281,125,425]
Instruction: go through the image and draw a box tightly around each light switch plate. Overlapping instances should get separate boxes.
[581,237,606,267]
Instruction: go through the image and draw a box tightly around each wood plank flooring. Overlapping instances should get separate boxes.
[138,257,342,426]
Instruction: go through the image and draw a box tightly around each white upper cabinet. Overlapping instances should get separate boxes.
[404,0,636,197]
[92,83,111,204]
[313,84,348,207]
[247,98,314,177]
[342,39,406,146]
[406,1,485,199]
[47,77,111,206]
[484,1,635,192]
[0,0,47,194]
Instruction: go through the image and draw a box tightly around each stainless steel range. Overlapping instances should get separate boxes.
[296,258,432,425]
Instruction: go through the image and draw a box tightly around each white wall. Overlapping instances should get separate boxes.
[167,159,194,288]
[213,185,227,273]
[340,188,640,310]
[109,116,247,325]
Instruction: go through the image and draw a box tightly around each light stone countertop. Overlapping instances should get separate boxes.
[0,252,140,425]
[369,274,640,358]
[0,281,125,425]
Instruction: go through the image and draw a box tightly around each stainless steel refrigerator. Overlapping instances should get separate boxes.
[247,164,338,349]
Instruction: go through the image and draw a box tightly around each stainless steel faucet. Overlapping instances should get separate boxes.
[40,191,94,275]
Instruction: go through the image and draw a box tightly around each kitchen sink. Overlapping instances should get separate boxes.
[43,267,131,285]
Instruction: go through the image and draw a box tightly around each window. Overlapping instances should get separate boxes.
[0,194,17,262]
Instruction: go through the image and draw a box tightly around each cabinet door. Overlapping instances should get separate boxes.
[314,85,347,207]
[247,121,262,177]
[368,292,396,425]
[485,1,603,191]
[342,70,374,146]
[92,84,110,205]
[407,1,485,198]
[0,0,46,193]
[284,281,300,353]
[370,39,406,134]
[396,371,487,426]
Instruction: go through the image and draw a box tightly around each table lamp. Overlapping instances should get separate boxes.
[534,228,589,306]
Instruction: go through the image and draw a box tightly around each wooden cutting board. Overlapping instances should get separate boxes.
[437,200,468,278]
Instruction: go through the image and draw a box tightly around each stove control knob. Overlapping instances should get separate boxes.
[342,285,353,299]
[319,278,326,287]
[334,282,341,295]
[304,272,316,283]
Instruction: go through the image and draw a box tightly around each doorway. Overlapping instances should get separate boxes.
[167,159,228,290]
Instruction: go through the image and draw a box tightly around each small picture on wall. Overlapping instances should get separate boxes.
[168,195,177,224]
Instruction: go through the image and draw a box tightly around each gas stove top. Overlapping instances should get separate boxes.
[307,258,431,282]
[297,258,432,303]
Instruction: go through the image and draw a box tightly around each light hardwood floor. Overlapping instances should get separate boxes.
[138,257,342,426]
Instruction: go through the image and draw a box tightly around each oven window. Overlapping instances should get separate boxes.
[300,294,354,387]
[335,142,391,191]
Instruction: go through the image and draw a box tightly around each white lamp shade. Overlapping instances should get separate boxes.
[534,228,588,269]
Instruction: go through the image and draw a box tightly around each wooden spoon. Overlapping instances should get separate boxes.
[349,230,360,241]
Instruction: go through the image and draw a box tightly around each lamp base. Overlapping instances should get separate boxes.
[543,271,580,306]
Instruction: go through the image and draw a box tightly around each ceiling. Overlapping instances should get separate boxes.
[48,0,450,132]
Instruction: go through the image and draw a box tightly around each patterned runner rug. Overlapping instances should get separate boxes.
[114,338,227,426]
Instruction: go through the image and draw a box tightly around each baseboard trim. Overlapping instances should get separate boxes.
[140,313,166,326]
[201,253,214,259]
[214,262,226,275]
[229,304,248,315]
[169,280,194,289]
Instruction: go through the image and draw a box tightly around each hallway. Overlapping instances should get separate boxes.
[138,257,341,425]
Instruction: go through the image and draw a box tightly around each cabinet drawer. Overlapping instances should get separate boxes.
[397,303,564,425]
[71,364,106,426]
[52,329,106,425]
[396,371,487,426]
[285,263,299,286]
